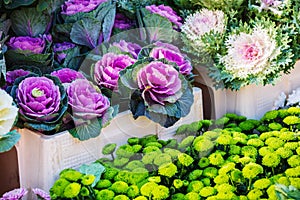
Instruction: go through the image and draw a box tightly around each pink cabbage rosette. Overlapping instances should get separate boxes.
[7,36,45,54]
[61,0,107,15]
[145,4,183,29]
[137,61,182,106]
[118,60,194,128]
[11,75,68,133]
[67,79,110,120]
[94,52,136,91]
[111,40,142,59]
[149,42,193,76]
[51,68,85,84]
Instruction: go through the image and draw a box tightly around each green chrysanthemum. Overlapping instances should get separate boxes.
[284,142,299,150]
[287,155,300,167]
[283,116,300,125]
[219,162,236,174]
[151,185,169,200]
[229,145,241,155]
[216,134,233,145]
[242,163,263,179]
[208,152,225,166]
[265,137,284,149]
[259,146,274,156]
[247,138,264,147]
[199,186,216,197]
[63,183,81,198]
[81,174,96,186]
[140,182,157,197]
[96,189,115,200]
[198,157,210,168]
[278,131,296,141]
[178,153,194,167]
[241,146,258,158]
[158,163,177,178]
[275,147,293,159]
[247,189,263,199]
[214,174,229,184]
[277,176,290,186]
[262,153,281,167]
[215,183,235,193]
[60,169,83,182]
[187,181,204,193]
[253,178,271,189]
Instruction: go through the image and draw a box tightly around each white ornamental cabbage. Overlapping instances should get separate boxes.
[0,89,18,135]
[221,25,280,79]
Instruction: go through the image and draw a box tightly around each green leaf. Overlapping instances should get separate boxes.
[69,118,103,141]
[79,162,105,187]
[102,4,116,42]
[70,17,102,49]
[148,111,179,128]
[3,0,36,9]
[37,0,64,13]
[101,105,118,127]
[24,122,60,133]
[0,130,20,153]
[5,50,53,74]
[0,19,11,35]
[143,13,176,43]
[10,7,50,37]
[174,80,194,117]
[52,23,73,42]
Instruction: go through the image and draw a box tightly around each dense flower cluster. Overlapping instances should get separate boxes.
[50,106,300,199]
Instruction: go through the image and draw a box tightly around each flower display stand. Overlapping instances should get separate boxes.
[15,87,203,192]
[194,61,300,120]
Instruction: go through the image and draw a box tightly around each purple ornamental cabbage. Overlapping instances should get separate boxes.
[53,42,76,63]
[0,188,28,200]
[51,68,85,84]
[145,5,183,29]
[113,13,134,30]
[61,0,107,15]
[32,188,51,200]
[137,61,182,106]
[94,53,136,90]
[67,79,110,120]
[7,36,46,54]
[16,77,61,120]
[111,40,142,59]
[6,69,31,86]
[150,42,193,75]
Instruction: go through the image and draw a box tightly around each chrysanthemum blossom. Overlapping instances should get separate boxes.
[181,9,225,47]
[0,89,18,136]
[221,26,280,79]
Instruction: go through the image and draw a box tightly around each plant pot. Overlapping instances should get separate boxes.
[15,87,203,192]
[194,61,300,119]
